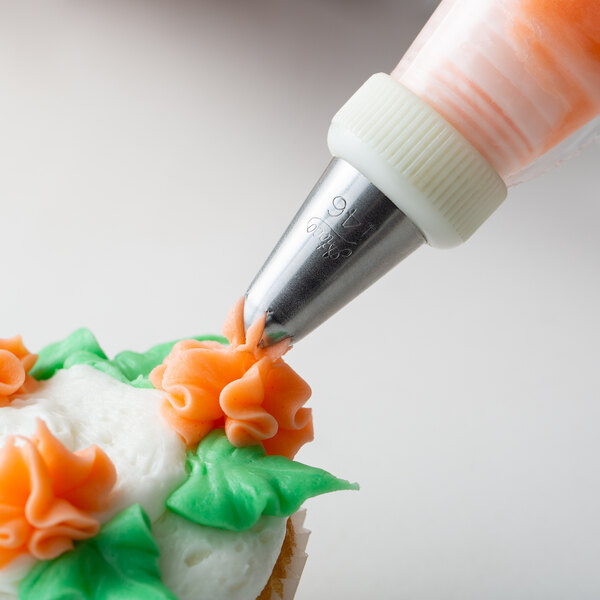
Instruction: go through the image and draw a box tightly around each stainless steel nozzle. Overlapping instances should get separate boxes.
[244,158,425,346]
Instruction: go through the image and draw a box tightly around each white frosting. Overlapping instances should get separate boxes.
[0,365,187,522]
[154,512,286,600]
[0,556,35,600]
[0,365,286,599]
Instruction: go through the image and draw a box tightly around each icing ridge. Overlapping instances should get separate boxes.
[0,419,116,567]
[151,299,314,459]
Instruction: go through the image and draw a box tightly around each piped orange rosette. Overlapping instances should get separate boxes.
[0,336,37,406]
[150,299,313,459]
[0,419,116,568]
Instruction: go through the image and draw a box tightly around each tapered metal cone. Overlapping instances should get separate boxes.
[244,158,425,346]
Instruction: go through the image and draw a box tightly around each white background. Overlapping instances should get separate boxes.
[1,1,599,598]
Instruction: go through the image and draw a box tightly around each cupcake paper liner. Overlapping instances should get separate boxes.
[257,510,310,600]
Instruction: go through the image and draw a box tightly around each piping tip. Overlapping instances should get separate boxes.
[244,158,425,347]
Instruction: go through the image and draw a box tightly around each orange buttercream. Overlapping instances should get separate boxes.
[0,419,116,568]
[150,299,313,459]
[0,336,37,405]
[515,0,600,153]
[393,0,600,179]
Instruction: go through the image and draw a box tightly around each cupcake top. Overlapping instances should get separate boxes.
[0,301,357,599]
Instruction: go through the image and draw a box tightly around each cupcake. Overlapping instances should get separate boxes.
[0,300,357,599]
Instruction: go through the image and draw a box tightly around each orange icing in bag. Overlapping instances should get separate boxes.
[151,298,313,459]
[392,0,600,181]
[0,419,116,567]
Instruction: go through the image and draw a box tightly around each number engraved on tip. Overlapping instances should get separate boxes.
[341,208,361,229]
[306,195,371,260]
[327,196,346,217]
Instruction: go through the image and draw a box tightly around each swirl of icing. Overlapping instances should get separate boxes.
[0,419,116,568]
[0,337,37,404]
[150,298,313,459]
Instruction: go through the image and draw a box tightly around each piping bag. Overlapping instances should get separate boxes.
[244,0,600,346]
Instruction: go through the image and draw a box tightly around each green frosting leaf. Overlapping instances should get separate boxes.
[166,430,359,532]
[30,328,107,380]
[19,504,176,600]
[30,328,228,388]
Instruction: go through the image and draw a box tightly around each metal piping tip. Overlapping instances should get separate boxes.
[244,158,425,347]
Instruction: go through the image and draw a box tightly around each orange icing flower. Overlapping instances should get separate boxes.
[0,419,117,568]
[0,336,38,405]
[150,298,313,459]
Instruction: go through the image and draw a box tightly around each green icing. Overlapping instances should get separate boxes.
[167,430,359,532]
[19,504,176,600]
[30,328,228,388]
[30,328,107,381]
